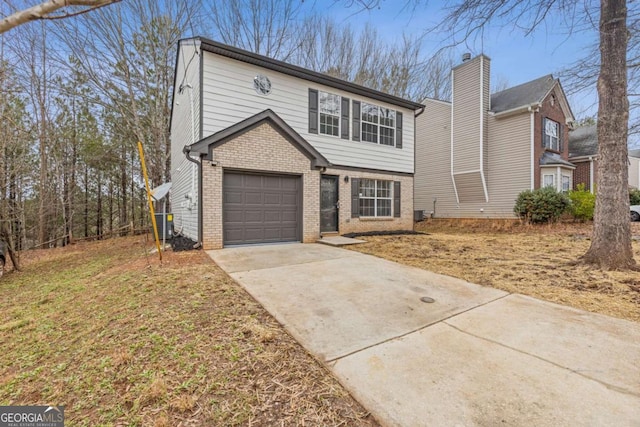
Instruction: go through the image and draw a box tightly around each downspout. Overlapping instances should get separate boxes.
[589,156,595,193]
[451,68,460,205]
[183,145,203,246]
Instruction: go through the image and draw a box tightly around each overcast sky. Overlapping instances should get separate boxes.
[304,1,599,120]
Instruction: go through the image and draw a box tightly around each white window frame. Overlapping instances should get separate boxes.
[359,179,393,217]
[319,91,341,137]
[562,175,571,192]
[361,102,396,147]
[543,174,555,188]
[544,118,560,151]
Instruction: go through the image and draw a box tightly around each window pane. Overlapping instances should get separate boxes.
[376,199,391,217]
[543,175,555,187]
[362,122,378,143]
[380,108,395,127]
[320,113,339,136]
[320,92,340,115]
[562,175,571,191]
[359,198,375,217]
[380,127,395,146]
[359,179,375,197]
[377,180,391,197]
[361,103,379,124]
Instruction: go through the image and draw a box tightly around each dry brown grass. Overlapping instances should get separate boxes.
[348,219,640,322]
[0,235,378,426]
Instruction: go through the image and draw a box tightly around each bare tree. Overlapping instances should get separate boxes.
[0,0,121,34]
[581,0,633,268]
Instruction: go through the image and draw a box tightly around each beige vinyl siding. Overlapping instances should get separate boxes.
[454,172,486,203]
[452,56,482,173]
[170,40,201,241]
[414,99,458,215]
[200,51,415,174]
[629,156,640,188]
[482,57,490,179]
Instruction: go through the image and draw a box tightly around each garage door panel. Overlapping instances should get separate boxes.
[264,193,282,204]
[224,173,243,187]
[222,172,301,246]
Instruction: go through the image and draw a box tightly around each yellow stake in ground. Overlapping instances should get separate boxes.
[138,141,162,262]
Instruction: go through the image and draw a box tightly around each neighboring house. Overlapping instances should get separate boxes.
[170,37,423,249]
[415,54,575,218]
[569,124,640,191]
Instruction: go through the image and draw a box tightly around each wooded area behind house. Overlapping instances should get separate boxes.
[0,0,456,256]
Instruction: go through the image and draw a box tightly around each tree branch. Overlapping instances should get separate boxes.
[0,0,121,34]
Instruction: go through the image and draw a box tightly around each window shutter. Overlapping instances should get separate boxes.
[393,181,401,217]
[395,111,403,149]
[309,89,318,134]
[351,178,360,218]
[352,101,361,141]
[542,117,547,148]
[341,97,350,139]
[559,123,564,153]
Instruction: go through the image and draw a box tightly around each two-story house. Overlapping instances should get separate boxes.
[415,54,575,218]
[170,38,423,249]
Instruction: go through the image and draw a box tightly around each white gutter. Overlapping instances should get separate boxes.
[530,109,535,189]
[479,56,489,202]
[451,68,459,204]
[492,102,542,119]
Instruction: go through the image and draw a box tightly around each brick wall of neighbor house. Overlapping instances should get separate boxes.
[533,87,570,189]
[324,167,414,233]
[573,160,592,191]
[201,122,320,249]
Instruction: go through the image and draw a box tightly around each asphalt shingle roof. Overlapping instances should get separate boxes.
[540,151,575,168]
[569,125,598,158]
[491,75,557,113]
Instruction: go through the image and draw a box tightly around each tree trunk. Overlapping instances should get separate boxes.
[582,0,635,269]
[84,164,89,238]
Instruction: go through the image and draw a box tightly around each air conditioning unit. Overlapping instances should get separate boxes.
[414,210,425,222]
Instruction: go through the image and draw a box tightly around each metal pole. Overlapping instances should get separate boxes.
[137,141,162,262]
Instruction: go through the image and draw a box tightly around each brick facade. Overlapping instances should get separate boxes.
[533,87,572,189]
[201,122,414,249]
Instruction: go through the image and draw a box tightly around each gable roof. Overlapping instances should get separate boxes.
[193,37,424,111]
[491,75,556,113]
[187,109,330,169]
[569,125,598,158]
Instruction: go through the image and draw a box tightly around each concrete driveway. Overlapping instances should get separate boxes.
[208,243,640,427]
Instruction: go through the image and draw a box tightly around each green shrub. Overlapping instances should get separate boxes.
[629,188,640,205]
[514,187,570,224]
[568,184,595,221]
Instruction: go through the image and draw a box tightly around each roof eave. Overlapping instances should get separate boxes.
[491,102,541,118]
[196,37,424,111]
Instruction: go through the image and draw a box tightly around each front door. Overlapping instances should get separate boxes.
[320,175,339,233]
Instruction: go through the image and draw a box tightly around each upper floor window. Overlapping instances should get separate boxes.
[319,91,340,137]
[544,118,560,151]
[362,102,396,146]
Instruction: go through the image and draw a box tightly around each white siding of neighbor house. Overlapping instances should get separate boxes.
[415,102,532,218]
[170,40,201,241]
[200,51,415,174]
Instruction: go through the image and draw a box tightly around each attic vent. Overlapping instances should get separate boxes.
[462,53,471,62]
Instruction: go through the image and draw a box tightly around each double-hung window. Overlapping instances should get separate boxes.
[544,118,560,151]
[359,179,392,217]
[319,91,340,137]
[562,175,571,192]
[361,102,396,146]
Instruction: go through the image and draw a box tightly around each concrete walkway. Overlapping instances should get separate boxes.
[208,243,640,427]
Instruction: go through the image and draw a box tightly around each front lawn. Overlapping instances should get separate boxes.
[348,220,640,322]
[0,236,377,426]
